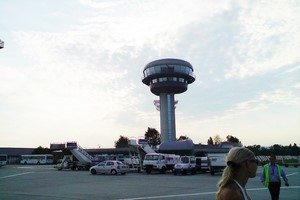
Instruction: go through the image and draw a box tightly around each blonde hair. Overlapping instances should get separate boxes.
[217,147,255,196]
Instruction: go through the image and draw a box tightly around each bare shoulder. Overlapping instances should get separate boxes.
[217,183,243,200]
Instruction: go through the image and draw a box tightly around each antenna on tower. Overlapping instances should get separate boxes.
[0,40,4,49]
[153,100,178,111]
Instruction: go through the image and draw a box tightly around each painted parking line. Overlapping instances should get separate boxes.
[0,172,34,179]
[118,186,300,200]
[16,166,33,169]
[118,191,217,200]
[286,172,298,177]
[248,186,300,190]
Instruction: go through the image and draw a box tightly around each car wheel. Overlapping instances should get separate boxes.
[191,168,196,175]
[91,169,96,175]
[159,167,166,174]
[111,169,117,175]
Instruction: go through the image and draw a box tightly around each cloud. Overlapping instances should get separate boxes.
[6,0,235,120]
[260,90,300,106]
[224,1,300,78]
[1,0,299,147]
[179,88,300,126]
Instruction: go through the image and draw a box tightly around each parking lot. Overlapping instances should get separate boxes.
[0,165,299,200]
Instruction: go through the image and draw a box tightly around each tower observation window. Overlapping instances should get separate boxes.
[161,65,168,73]
[150,67,155,74]
[159,77,167,82]
[143,64,193,79]
[154,66,161,73]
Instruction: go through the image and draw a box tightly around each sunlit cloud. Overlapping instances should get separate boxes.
[0,0,299,147]
[225,1,300,79]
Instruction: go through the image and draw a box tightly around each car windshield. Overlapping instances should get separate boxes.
[181,157,189,163]
[117,161,123,165]
[98,162,106,166]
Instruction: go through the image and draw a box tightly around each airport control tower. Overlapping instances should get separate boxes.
[142,58,195,143]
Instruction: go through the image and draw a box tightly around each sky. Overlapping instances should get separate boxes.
[0,0,299,148]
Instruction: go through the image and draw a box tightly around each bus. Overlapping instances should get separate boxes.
[20,154,54,165]
[0,154,8,167]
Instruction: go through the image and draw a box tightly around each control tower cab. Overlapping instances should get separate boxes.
[142,58,195,143]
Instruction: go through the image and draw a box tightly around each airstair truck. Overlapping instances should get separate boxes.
[142,153,180,174]
[55,155,88,170]
[55,142,93,170]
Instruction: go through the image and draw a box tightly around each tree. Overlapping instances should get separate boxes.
[213,134,223,144]
[32,146,51,154]
[271,144,282,155]
[115,135,129,148]
[145,127,161,148]
[246,144,300,156]
[246,145,261,155]
[177,135,189,141]
[226,135,241,143]
[207,137,214,145]
[291,143,300,156]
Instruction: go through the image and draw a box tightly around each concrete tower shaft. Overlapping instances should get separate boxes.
[142,58,195,143]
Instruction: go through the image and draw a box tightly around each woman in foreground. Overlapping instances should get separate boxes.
[217,147,258,200]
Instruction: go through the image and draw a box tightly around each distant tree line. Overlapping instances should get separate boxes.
[114,127,161,148]
[115,128,192,148]
[31,130,300,156]
[246,144,300,156]
[207,134,241,145]
[32,146,71,155]
[114,130,300,156]
[32,146,52,154]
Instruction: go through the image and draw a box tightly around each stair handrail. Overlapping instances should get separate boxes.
[76,144,94,161]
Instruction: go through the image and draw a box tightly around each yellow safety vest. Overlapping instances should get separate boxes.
[263,164,281,187]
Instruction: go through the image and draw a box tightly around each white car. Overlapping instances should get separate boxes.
[90,160,129,175]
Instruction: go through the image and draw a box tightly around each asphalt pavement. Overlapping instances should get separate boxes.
[0,165,299,200]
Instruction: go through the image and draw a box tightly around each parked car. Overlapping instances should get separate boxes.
[90,160,129,175]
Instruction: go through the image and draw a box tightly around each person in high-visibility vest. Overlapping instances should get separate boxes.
[260,155,289,200]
